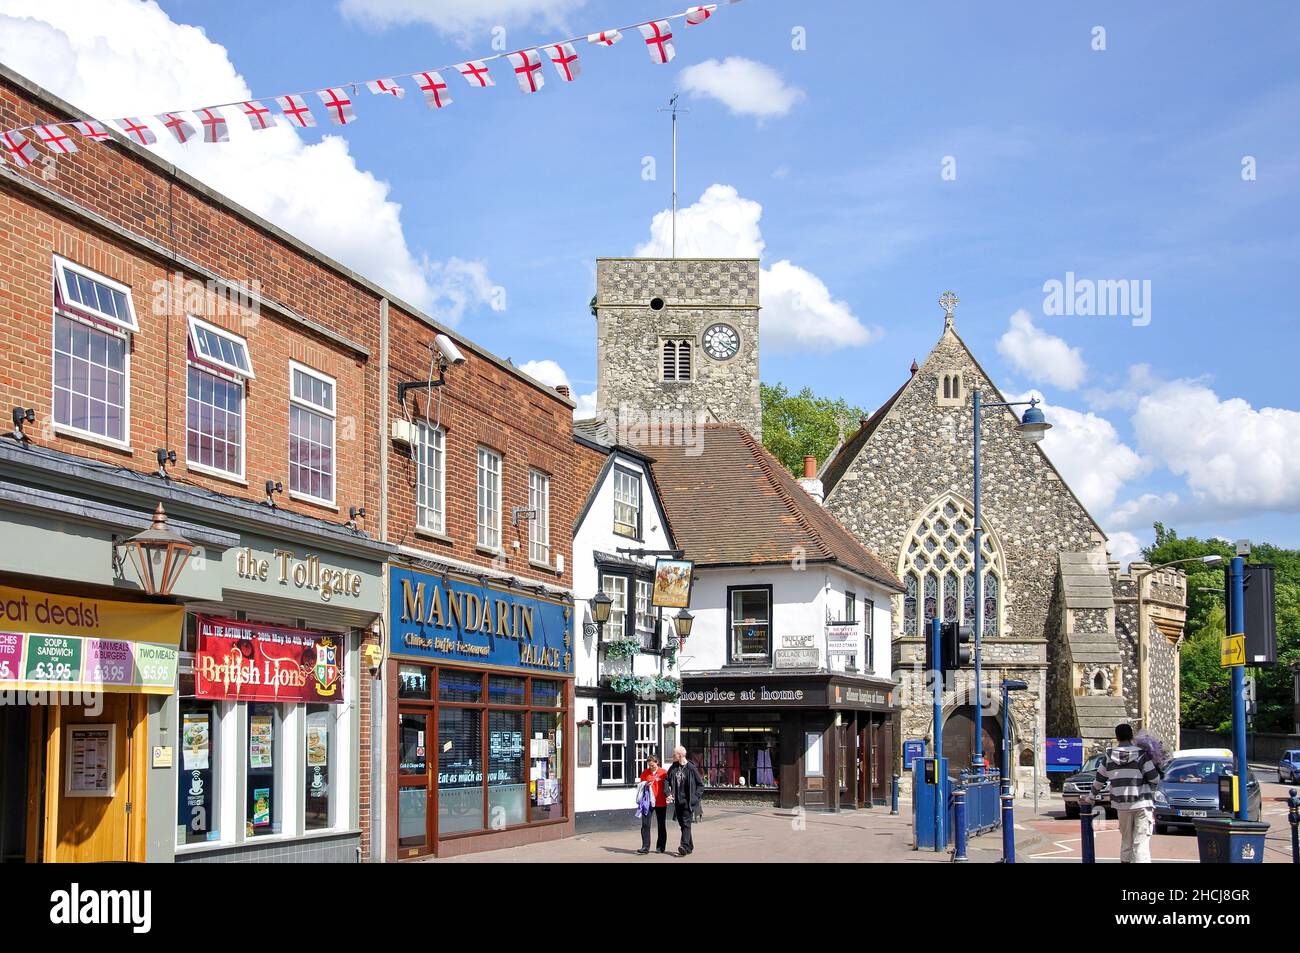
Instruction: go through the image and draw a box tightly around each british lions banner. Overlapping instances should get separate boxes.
[195,615,344,703]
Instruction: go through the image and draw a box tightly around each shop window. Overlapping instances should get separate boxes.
[531,680,563,707]
[602,574,628,641]
[177,698,221,845]
[530,709,564,822]
[729,587,771,663]
[488,710,526,828]
[438,706,484,835]
[635,578,656,648]
[304,704,334,831]
[634,702,660,771]
[489,675,526,706]
[476,446,502,550]
[398,664,431,700]
[613,466,641,538]
[599,702,626,784]
[529,468,550,564]
[289,362,337,505]
[246,703,285,837]
[397,711,428,849]
[685,723,778,789]
[414,423,445,533]
[439,668,483,703]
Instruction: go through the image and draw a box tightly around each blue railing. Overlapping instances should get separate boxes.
[958,771,1001,835]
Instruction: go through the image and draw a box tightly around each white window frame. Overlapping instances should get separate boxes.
[54,254,138,333]
[476,446,502,551]
[613,467,641,538]
[634,702,659,770]
[635,578,655,645]
[415,422,445,534]
[186,314,255,380]
[602,574,627,642]
[730,587,772,662]
[599,702,626,786]
[185,361,247,482]
[288,361,337,507]
[529,468,551,565]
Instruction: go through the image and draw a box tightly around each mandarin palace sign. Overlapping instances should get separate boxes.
[389,567,572,675]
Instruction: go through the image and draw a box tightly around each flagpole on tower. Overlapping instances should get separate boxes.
[659,93,689,258]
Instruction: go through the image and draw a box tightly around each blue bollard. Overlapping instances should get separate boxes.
[1290,789,1299,863]
[1001,790,1015,863]
[953,786,969,862]
[890,775,899,815]
[1080,803,1096,863]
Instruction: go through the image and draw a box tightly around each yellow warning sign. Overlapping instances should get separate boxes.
[1220,633,1245,667]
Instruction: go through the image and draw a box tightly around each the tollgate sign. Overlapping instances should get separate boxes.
[389,567,572,675]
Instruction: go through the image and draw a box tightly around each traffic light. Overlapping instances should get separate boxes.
[941,620,973,672]
[1242,564,1277,667]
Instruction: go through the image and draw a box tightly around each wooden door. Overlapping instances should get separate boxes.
[44,694,143,863]
[942,706,1001,776]
[873,718,893,803]
[800,722,828,809]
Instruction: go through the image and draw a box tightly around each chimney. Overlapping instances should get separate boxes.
[798,454,824,505]
[555,384,571,398]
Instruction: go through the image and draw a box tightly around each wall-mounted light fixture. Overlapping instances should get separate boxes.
[264,480,283,508]
[347,505,366,529]
[112,503,194,597]
[10,407,35,444]
[155,448,177,480]
[673,608,694,642]
[585,589,612,639]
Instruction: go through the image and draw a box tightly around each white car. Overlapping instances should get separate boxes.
[1170,748,1233,761]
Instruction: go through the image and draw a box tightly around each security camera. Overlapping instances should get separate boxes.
[434,334,466,366]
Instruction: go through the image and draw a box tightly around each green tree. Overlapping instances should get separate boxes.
[1145,525,1300,732]
[761,382,867,475]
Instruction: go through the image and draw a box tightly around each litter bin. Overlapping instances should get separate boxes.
[1192,817,1270,863]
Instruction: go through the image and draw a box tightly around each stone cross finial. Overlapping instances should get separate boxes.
[939,290,959,328]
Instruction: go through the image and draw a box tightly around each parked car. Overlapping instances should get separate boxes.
[1062,754,1114,819]
[1278,750,1300,784]
[1154,756,1261,834]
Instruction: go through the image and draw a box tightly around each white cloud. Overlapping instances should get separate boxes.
[1084,363,1161,411]
[1106,531,1144,572]
[1008,389,1148,515]
[1133,379,1300,511]
[517,359,596,418]
[1107,491,1182,531]
[678,57,805,120]
[635,184,878,352]
[997,310,1087,390]
[0,0,502,323]
[337,0,586,41]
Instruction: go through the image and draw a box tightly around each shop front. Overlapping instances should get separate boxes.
[387,564,574,859]
[680,672,897,812]
[0,581,184,862]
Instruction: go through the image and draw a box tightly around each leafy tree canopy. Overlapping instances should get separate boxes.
[761,382,867,475]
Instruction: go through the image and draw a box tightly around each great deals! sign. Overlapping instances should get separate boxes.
[195,615,344,703]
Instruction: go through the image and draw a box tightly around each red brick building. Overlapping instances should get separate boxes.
[0,65,576,863]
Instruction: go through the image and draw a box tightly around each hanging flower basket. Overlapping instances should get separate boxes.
[602,638,642,661]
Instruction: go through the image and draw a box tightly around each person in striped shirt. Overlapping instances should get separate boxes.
[1086,723,1162,863]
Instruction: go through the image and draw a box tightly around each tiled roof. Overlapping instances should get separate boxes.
[633,425,902,591]
[819,374,911,495]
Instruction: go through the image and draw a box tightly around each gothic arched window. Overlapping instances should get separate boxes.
[900,495,1004,636]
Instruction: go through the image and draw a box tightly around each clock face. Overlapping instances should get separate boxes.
[702,323,740,361]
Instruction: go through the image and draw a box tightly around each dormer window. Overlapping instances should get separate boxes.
[661,338,692,382]
[51,256,137,446]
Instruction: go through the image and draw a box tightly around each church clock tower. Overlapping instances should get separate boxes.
[593,257,761,438]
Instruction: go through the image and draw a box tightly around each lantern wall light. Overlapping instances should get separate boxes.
[112,502,195,597]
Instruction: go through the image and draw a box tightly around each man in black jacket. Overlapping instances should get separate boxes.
[666,745,705,856]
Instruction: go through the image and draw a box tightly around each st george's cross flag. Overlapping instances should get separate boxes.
[157,112,197,144]
[685,5,717,24]
[239,101,274,130]
[366,78,406,98]
[276,95,316,128]
[70,120,111,141]
[2,129,40,165]
[414,71,452,109]
[317,87,357,125]
[507,49,545,94]
[196,107,229,143]
[587,29,622,46]
[33,124,79,155]
[456,60,495,88]
[637,20,676,63]
[544,43,582,82]
[114,117,157,146]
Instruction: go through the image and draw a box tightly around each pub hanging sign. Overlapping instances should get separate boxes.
[390,567,573,675]
[194,615,344,703]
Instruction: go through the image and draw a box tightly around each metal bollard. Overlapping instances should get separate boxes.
[1290,788,1299,864]
[952,786,969,862]
[891,774,899,815]
[1001,790,1015,863]
[1080,803,1096,864]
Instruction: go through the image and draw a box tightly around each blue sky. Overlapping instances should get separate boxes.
[2,0,1297,564]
